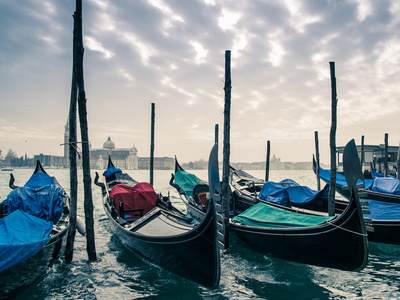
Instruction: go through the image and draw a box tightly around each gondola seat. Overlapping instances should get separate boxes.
[110,182,158,222]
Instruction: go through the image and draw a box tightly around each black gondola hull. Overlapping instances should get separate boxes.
[230,201,367,271]
[104,197,220,288]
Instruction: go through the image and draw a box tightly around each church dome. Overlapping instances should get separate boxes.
[103,136,115,150]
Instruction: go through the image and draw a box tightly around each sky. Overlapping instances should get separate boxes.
[0,0,399,164]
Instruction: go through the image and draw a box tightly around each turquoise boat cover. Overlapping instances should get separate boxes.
[174,170,201,197]
[4,173,64,223]
[258,179,330,207]
[232,202,334,228]
[0,210,53,272]
[363,200,400,220]
[369,177,400,195]
[317,167,374,189]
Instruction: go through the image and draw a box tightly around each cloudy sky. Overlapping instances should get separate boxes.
[1,0,399,164]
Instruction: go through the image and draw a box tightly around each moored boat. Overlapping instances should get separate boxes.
[313,157,400,204]
[171,140,369,271]
[311,158,400,245]
[94,147,221,289]
[0,161,70,297]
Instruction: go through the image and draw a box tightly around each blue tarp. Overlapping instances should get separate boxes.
[369,177,400,195]
[103,166,122,179]
[4,184,64,223]
[0,210,53,273]
[258,179,330,207]
[363,200,400,220]
[24,172,55,189]
[371,170,395,179]
[317,166,374,189]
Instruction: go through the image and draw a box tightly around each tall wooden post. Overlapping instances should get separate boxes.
[215,124,219,145]
[221,50,231,249]
[328,62,337,216]
[397,141,400,179]
[314,131,321,191]
[150,103,155,186]
[384,133,389,177]
[360,135,364,173]
[65,9,79,262]
[265,140,270,182]
[76,0,96,261]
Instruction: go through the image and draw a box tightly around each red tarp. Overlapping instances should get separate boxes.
[110,182,158,217]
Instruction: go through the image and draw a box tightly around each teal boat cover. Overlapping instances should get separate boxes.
[258,179,330,207]
[174,170,201,197]
[0,210,53,272]
[232,202,335,228]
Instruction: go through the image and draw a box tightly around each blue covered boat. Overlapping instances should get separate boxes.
[313,157,400,204]
[0,161,69,297]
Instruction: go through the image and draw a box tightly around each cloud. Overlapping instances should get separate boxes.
[1,0,400,164]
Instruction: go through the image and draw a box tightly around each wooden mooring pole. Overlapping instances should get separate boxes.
[215,124,219,145]
[328,62,337,216]
[150,103,155,186]
[265,140,270,182]
[314,131,321,191]
[221,50,231,249]
[397,141,400,179]
[361,135,365,173]
[384,133,389,177]
[76,0,96,261]
[65,6,79,262]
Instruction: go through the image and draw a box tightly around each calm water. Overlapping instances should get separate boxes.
[1,168,400,299]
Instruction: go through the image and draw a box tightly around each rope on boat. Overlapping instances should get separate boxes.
[325,220,368,237]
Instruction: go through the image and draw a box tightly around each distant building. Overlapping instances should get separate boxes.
[337,144,399,175]
[138,157,174,170]
[89,136,139,170]
[33,153,65,167]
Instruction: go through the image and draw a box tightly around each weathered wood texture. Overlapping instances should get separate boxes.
[221,50,231,249]
[76,0,96,261]
[314,131,321,191]
[150,103,155,186]
[328,62,337,216]
[265,140,270,182]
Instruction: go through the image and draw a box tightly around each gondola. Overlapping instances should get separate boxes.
[170,140,369,271]
[311,159,400,245]
[230,155,400,246]
[0,161,70,297]
[93,146,221,289]
[313,157,400,204]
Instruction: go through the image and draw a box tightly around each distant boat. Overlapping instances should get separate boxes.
[1,168,13,171]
